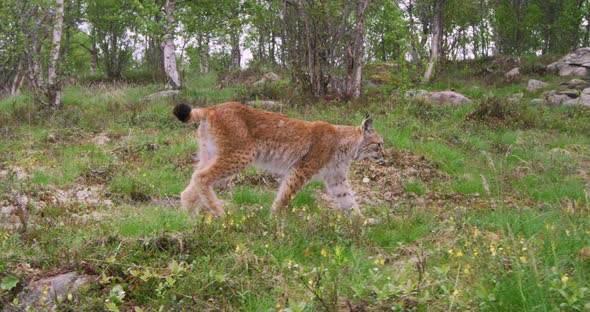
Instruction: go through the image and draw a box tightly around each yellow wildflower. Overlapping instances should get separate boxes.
[519,256,527,263]
[321,248,328,258]
[561,273,569,284]
[456,250,464,258]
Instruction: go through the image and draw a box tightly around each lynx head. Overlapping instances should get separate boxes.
[355,115,385,163]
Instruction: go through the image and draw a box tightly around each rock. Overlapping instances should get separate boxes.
[405,89,430,98]
[547,48,590,76]
[92,132,110,146]
[362,177,371,183]
[425,91,470,105]
[11,167,29,181]
[253,72,280,86]
[509,93,524,100]
[560,78,589,89]
[545,93,571,106]
[505,67,520,80]
[574,87,590,107]
[530,99,546,105]
[563,98,581,106]
[1,204,16,216]
[142,90,181,101]
[245,100,281,110]
[556,90,579,98]
[579,247,590,259]
[406,90,470,104]
[526,79,549,92]
[9,272,93,311]
[262,72,280,81]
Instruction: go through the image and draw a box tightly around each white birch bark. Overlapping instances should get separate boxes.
[423,0,443,83]
[162,0,181,89]
[349,0,369,99]
[47,0,64,107]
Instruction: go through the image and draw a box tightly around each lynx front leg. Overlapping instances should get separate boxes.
[271,169,312,214]
[325,175,362,216]
[180,135,215,212]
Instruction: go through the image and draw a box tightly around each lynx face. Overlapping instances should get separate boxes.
[356,117,385,163]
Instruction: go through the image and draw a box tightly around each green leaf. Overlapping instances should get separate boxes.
[1,275,19,291]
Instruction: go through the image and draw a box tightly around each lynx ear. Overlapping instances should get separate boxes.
[361,115,374,134]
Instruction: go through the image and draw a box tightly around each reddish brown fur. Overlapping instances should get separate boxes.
[176,102,385,216]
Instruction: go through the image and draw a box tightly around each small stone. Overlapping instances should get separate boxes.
[526,79,549,92]
[556,90,579,98]
[505,67,520,80]
[579,247,590,259]
[362,177,371,183]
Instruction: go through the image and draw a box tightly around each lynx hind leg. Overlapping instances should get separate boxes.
[324,176,362,216]
[192,149,256,216]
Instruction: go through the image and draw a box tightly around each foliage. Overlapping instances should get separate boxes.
[1,70,590,310]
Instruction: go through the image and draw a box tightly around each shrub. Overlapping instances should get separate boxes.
[465,96,541,129]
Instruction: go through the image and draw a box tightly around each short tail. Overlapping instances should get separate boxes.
[173,102,206,123]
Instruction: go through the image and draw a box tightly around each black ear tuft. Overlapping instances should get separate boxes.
[173,103,192,122]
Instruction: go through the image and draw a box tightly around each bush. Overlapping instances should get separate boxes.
[465,96,541,129]
[234,80,292,102]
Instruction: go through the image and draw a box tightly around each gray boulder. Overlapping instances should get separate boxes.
[556,90,579,98]
[142,90,180,101]
[245,100,280,109]
[573,87,590,107]
[509,92,524,101]
[547,48,590,76]
[526,79,549,92]
[559,78,589,89]
[407,90,470,104]
[6,272,93,311]
[253,72,280,86]
[505,67,520,80]
[544,91,571,106]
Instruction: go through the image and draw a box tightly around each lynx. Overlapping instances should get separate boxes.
[173,102,385,216]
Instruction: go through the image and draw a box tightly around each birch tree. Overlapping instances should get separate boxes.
[47,0,65,108]
[423,0,443,83]
[347,0,369,99]
[162,0,181,89]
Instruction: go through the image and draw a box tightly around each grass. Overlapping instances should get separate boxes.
[0,70,589,310]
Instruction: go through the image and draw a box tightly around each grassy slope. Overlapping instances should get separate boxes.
[0,71,589,311]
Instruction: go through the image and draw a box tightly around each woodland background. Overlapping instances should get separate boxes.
[1,0,590,311]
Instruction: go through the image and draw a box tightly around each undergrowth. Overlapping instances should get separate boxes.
[0,70,589,311]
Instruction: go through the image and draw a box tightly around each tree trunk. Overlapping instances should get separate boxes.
[230,32,241,70]
[423,0,442,83]
[270,30,276,64]
[198,34,203,73]
[584,13,590,47]
[11,59,24,95]
[204,32,210,73]
[347,0,369,99]
[47,0,64,108]
[90,27,97,74]
[407,0,422,66]
[162,0,181,89]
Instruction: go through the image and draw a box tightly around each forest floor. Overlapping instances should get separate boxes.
[0,71,589,311]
